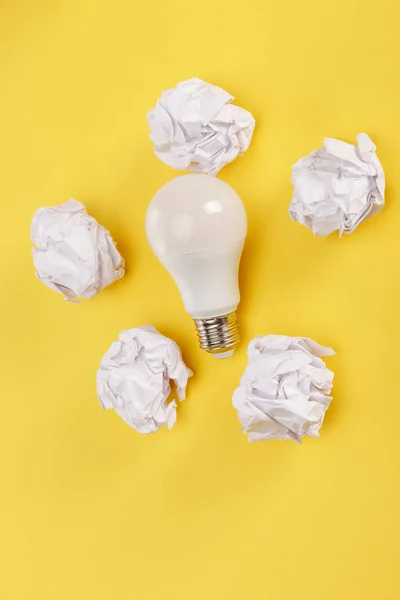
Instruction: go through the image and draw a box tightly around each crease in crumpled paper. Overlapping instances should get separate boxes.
[96,326,193,434]
[31,199,124,302]
[232,335,335,443]
[289,133,385,236]
[147,77,255,176]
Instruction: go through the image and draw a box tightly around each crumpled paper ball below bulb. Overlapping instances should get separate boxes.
[96,327,192,433]
[233,335,335,442]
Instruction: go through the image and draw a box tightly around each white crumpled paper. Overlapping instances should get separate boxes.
[147,77,255,176]
[97,326,193,434]
[289,133,385,236]
[232,335,335,443]
[31,199,124,302]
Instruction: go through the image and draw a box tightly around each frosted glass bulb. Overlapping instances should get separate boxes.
[146,174,247,358]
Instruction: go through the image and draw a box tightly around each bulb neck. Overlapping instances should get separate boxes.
[193,311,240,357]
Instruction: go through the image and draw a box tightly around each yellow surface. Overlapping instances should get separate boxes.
[1,1,399,598]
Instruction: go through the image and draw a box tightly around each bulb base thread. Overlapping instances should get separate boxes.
[194,312,240,356]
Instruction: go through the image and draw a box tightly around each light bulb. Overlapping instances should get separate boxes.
[146,174,247,358]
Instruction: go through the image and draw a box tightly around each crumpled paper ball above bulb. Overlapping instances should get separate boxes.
[289,133,385,236]
[147,77,255,176]
[31,199,124,302]
[97,326,192,434]
[233,335,335,442]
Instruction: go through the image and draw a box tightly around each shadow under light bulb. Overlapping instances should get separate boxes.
[146,174,247,358]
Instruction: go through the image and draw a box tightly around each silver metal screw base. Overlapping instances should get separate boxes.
[193,311,240,357]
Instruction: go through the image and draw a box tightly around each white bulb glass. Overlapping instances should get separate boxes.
[146,174,247,357]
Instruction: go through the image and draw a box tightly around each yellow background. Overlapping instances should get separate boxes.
[1,0,399,598]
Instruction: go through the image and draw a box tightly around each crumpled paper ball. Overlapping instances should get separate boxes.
[147,77,255,176]
[232,335,335,443]
[31,199,124,301]
[289,133,385,236]
[96,326,193,434]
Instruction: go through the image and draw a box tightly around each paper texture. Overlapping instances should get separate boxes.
[97,326,193,434]
[31,199,124,301]
[289,133,385,236]
[148,77,255,176]
[232,335,335,443]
